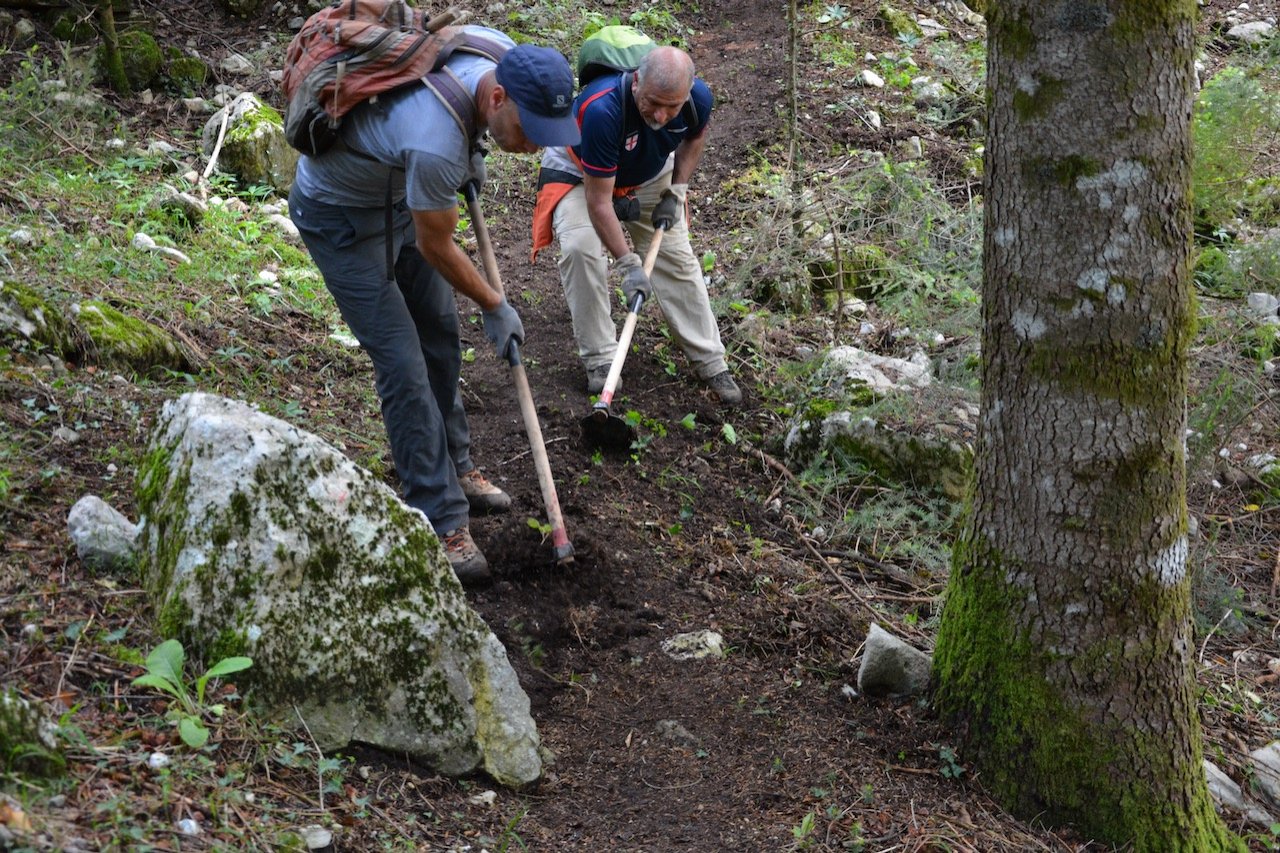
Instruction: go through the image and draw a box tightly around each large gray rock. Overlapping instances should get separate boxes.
[67,495,140,572]
[136,392,540,786]
[856,623,931,697]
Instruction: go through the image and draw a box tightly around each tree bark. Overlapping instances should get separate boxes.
[931,2,1244,849]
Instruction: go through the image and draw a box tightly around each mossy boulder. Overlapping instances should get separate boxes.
[0,688,63,777]
[50,11,97,44]
[73,299,193,374]
[98,28,162,92]
[785,408,973,500]
[136,392,541,786]
[877,4,923,40]
[0,280,84,358]
[167,55,209,95]
[202,93,298,194]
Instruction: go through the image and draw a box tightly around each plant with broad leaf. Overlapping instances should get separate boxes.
[131,639,252,748]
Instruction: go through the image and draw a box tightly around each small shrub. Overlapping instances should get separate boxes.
[1192,66,1280,232]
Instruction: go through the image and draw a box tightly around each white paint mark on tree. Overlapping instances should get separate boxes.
[1012,308,1047,340]
[1149,535,1188,586]
[1077,269,1107,292]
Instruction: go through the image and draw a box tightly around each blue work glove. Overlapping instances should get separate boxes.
[481,298,524,361]
[614,252,650,304]
[651,186,683,229]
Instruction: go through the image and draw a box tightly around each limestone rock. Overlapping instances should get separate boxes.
[856,623,931,697]
[202,93,298,195]
[136,392,540,786]
[67,496,141,573]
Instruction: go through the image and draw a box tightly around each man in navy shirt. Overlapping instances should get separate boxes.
[532,46,741,405]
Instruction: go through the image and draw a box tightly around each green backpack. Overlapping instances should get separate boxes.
[577,25,657,86]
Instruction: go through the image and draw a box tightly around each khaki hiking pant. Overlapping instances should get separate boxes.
[552,164,728,381]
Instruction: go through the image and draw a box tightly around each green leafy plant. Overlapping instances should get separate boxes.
[938,744,964,779]
[789,810,817,849]
[131,639,252,748]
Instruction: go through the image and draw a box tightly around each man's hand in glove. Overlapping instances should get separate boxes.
[651,183,687,229]
[481,298,524,361]
[460,149,487,196]
[614,252,651,304]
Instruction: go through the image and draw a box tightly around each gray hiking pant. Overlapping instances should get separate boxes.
[553,163,728,379]
[289,185,472,534]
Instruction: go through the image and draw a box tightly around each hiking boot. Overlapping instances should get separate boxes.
[458,468,511,514]
[586,364,621,395]
[441,526,491,585]
[705,370,743,406]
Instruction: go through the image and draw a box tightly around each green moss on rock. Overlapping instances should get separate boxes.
[877,3,923,39]
[98,28,162,92]
[167,56,209,95]
[76,299,192,374]
[0,280,84,358]
[216,97,298,194]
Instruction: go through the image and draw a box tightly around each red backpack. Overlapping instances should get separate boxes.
[281,1,506,156]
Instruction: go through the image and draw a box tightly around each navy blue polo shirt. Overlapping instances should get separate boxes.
[569,72,713,187]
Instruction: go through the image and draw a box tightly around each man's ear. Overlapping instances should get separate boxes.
[489,83,507,110]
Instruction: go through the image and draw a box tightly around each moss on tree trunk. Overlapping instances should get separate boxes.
[931,1,1244,849]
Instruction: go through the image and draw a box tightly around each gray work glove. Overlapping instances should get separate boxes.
[651,187,682,229]
[460,149,487,196]
[614,252,650,304]
[481,298,524,361]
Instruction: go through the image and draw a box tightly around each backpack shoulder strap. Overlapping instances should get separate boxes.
[448,32,509,64]
[422,67,480,148]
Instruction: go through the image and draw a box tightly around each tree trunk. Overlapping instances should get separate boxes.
[931,2,1243,850]
[97,0,129,95]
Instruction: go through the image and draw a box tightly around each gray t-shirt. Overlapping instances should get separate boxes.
[293,26,512,211]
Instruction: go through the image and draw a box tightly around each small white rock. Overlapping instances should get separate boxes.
[148,752,170,770]
[661,630,726,661]
[301,824,332,849]
[176,818,201,836]
[858,69,886,88]
[467,790,498,807]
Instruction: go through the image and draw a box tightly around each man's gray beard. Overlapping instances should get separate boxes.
[644,118,667,131]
